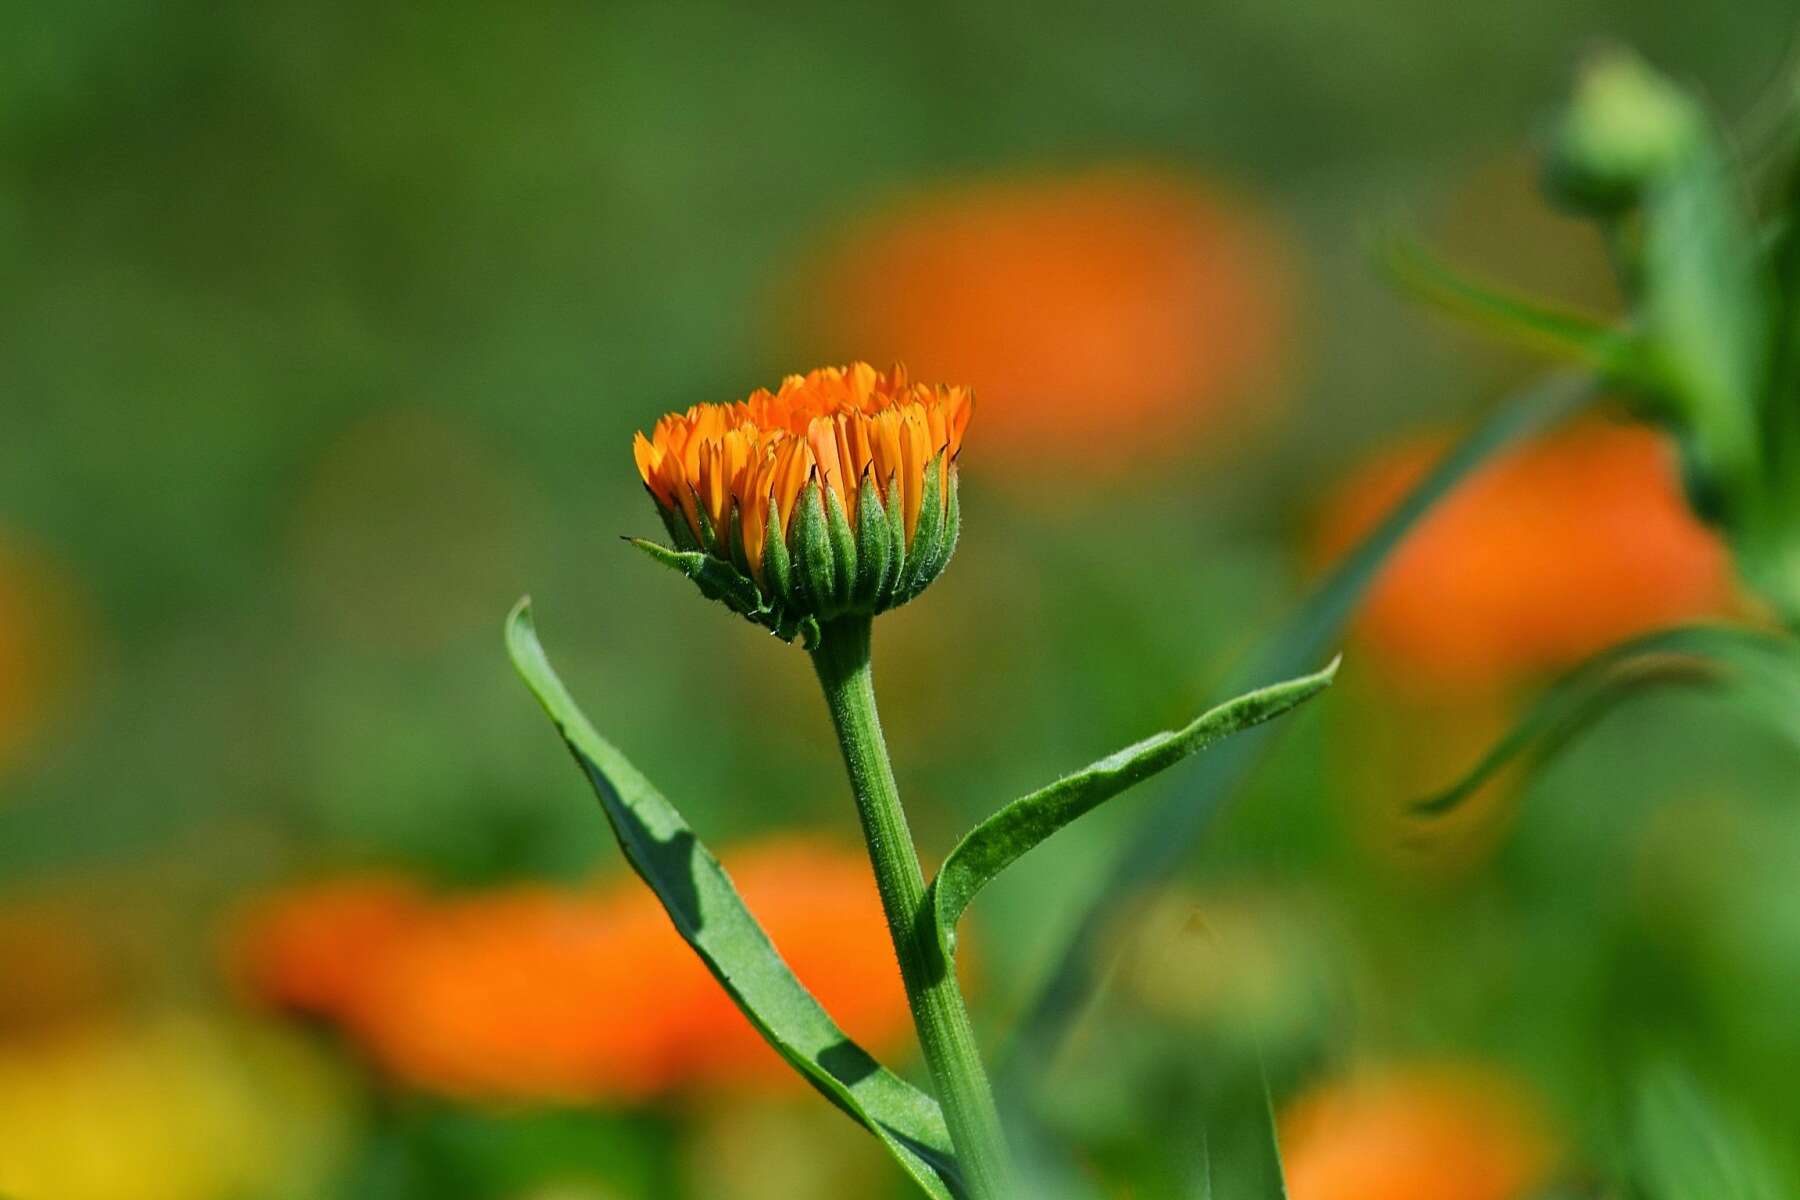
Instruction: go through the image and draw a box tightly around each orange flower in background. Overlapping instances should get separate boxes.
[349,884,677,1101]
[229,874,430,1020]
[794,168,1291,475]
[1315,421,1732,695]
[236,838,911,1104]
[1280,1066,1555,1200]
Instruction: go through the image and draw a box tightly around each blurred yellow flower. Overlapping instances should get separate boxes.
[0,1014,349,1200]
[792,168,1292,478]
[1314,421,1732,696]
[1280,1066,1555,1200]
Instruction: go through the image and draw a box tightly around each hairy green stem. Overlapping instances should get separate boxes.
[811,615,1017,1200]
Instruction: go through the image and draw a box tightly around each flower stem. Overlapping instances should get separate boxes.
[811,615,1017,1200]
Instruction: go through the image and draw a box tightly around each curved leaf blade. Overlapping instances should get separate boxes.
[1410,623,1800,820]
[1378,232,1654,387]
[1632,1061,1784,1200]
[506,599,961,1200]
[932,659,1339,942]
[1004,372,1596,1095]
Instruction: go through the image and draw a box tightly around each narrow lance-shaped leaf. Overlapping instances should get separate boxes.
[1004,372,1596,1099]
[931,659,1339,946]
[1254,1065,1291,1200]
[1409,623,1800,821]
[506,600,961,1200]
[1631,1062,1784,1200]
[1377,232,1655,388]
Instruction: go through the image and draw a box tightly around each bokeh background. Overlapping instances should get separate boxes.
[4,2,1799,1198]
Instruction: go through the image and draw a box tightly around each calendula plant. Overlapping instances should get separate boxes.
[1377,47,1800,816]
[508,364,1336,1198]
[1389,47,1800,628]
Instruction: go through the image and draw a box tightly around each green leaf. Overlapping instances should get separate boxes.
[1631,1062,1783,1200]
[1254,1066,1291,1200]
[1639,133,1772,512]
[930,658,1338,946]
[1188,1061,1290,1200]
[1410,623,1800,820]
[1003,372,1596,1096]
[505,599,961,1200]
[1378,232,1653,386]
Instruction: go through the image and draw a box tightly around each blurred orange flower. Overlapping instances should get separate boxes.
[1280,1066,1555,1200]
[795,168,1292,476]
[233,838,911,1104]
[1315,421,1732,695]
[229,874,431,1020]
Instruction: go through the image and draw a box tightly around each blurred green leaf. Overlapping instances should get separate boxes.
[1631,1062,1784,1200]
[931,658,1339,949]
[1004,372,1596,1095]
[506,598,961,1200]
[1378,232,1652,386]
[1188,1064,1290,1200]
[1408,624,1800,820]
[1639,125,1772,511]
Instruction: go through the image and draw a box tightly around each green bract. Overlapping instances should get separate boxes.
[635,453,961,648]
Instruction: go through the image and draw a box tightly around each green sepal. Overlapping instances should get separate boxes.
[629,537,817,646]
[693,504,725,559]
[853,472,893,611]
[878,471,907,609]
[660,503,701,553]
[727,508,750,579]
[822,481,859,615]
[895,451,947,605]
[629,537,763,617]
[940,468,961,580]
[762,510,794,608]
[791,478,837,621]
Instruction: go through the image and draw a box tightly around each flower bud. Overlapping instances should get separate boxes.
[1544,49,1699,216]
[631,364,968,645]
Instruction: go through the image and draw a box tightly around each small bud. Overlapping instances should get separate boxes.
[1545,49,1699,216]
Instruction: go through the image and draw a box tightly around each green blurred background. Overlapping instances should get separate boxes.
[4,2,1800,1198]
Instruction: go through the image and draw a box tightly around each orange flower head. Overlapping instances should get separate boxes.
[340,837,911,1103]
[633,363,970,643]
[795,168,1291,478]
[1315,421,1732,695]
[1280,1066,1555,1200]
[227,875,431,1022]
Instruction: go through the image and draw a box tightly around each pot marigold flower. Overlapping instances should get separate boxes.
[792,168,1291,476]
[1279,1066,1555,1200]
[632,363,970,643]
[280,839,911,1103]
[1314,421,1732,695]
[227,874,431,1021]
